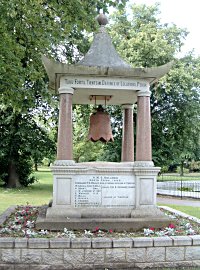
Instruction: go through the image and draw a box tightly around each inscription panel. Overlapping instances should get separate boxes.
[74,175,135,208]
[62,76,149,91]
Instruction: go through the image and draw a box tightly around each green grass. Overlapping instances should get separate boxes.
[159,204,200,219]
[158,172,200,182]
[0,167,53,214]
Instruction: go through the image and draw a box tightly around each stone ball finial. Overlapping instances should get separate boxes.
[96,13,108,26]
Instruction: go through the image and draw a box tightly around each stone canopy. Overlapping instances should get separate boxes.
[42,14,172,105]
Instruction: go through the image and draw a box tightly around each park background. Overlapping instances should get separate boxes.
[0,0,200,217]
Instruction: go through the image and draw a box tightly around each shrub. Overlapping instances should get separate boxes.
[189,161,200,172]
[176,166,190,174]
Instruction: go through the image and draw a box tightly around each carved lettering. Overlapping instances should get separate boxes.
[74,175,135,208]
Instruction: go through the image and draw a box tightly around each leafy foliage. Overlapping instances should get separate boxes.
[152,54,200,168]
[0,107,55,187]
[0,0,128,187]
[109,3,188,67]
[102,3,200,168]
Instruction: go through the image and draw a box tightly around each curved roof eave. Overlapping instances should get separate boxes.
[42,55,173,93]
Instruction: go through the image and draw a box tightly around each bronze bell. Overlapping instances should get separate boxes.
[88,105,114,143]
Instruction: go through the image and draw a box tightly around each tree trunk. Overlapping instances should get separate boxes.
[180,161,184,176]
[7,160,21,188]
[34,162,38,171]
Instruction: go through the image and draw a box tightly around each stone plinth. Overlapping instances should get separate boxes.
[36,162,170,231]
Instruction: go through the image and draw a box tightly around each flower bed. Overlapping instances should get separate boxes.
[0,205,200,239]
[0,205,200,269]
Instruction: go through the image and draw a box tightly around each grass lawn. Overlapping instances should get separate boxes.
[0,167,53,214]
[158,172,200,182]
[158,204,200,219]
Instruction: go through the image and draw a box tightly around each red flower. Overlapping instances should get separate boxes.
[95,226,99,232]
[150,227,155,231]
[169,223,176,229]
[109,229,113,233]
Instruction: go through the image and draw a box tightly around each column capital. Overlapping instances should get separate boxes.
[137,90,151,97]
[58,86,74,95]
[121,104,134,110]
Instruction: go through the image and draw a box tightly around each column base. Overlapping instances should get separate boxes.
[134,161,154,167]
[53,160,75,166]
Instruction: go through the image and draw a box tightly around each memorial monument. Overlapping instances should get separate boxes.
[37,13,172,231]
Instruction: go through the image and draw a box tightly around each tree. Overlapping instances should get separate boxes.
[100,3,200,169]
[0,105,56,187]
[109,3,187,67]
[0,0,128,187]
[151,54,200,173]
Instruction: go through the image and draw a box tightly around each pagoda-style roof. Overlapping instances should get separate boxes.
[78,26,131,69]
[42,13,172,98]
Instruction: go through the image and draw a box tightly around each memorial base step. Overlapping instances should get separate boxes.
[36,206,171,231]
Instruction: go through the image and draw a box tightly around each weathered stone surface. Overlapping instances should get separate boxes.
[1,233,200,269]
[166,247,185,261]
[112,238,133,248]
[28,238,49,248]
[92,238,112,248]
[30,264,73,270]
[146,247,165,262]
[0,264,14,270]
[73,264,94,270]
[0,206,16,227]
[126,248,146,263]
[133,237,153,247]
[71,238,91,249]
[85,249,105,264]
[15,238,28,248]
[64,249,84,267]
[0,238,14,248]
[1,249,21,264]
[42,249,64,265]
[153,237,172,246]
[193,260,200,267]
[98,262,135,269]
[13,265,30,270]
[50,239,70,249]
[105,248,126,263]
[189,235,200,245]
[135,261,192,269]
[171,236,192,246]
[27,266,51,270]
[21,249,42,264]
[185,246,200,260]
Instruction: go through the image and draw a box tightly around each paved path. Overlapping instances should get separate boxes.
[157,195,200,207]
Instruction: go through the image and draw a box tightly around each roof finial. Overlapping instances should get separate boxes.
[96,13,108,26]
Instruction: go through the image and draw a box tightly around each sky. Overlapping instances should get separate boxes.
[129,0,200,57]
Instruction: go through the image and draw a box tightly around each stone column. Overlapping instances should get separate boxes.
[121,104,134,162]
[56,86,74,164]
[136,90,153,164]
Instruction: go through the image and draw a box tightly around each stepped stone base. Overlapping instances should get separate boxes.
[36,206,171,231]
[36,162,171,231]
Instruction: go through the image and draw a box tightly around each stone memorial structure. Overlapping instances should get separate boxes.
[37,14,172,230]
